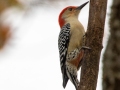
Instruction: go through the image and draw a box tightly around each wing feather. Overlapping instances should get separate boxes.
[58,23,70,88]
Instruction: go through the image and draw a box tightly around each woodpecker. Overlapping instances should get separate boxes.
[58,1,89,90]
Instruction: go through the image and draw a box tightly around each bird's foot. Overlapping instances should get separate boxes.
[81,46,91,50]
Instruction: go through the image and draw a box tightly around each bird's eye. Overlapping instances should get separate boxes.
[68,8,73,11]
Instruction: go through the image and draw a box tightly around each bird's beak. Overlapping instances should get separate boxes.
[76,1,89,10]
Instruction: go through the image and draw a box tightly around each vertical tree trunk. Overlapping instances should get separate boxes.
[78,0,107,90]
[102,0,120,90]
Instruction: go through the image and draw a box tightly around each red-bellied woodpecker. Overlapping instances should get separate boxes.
[58,1,89,90]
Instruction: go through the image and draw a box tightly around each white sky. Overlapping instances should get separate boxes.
[0,0,112,90]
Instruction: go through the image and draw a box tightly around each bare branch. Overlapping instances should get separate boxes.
[78,0,107,90]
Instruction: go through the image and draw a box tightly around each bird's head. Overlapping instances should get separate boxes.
[58,1,89,28]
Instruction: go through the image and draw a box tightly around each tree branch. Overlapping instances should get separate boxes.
[78,0,107,90]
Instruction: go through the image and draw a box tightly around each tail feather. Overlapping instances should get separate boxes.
[66,67,79,90]
[62,65,69,88]
[63,75,69,88]
[69,73,79,90]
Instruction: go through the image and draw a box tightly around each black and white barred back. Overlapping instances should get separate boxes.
[58,23,70,71]
[58,23,70,88]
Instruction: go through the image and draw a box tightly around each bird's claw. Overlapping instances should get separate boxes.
[82,46,91,50]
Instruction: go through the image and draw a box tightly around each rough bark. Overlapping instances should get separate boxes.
[78,0,107,90]
[102,0,120,90]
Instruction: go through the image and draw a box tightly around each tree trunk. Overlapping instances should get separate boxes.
[102,0,120,90]
[78,0,107,90]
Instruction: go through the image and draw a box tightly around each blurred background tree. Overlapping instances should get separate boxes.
[0,0,20,13]
[0,0,68,50]
[0,0,21,50]
[102,0,120,90]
